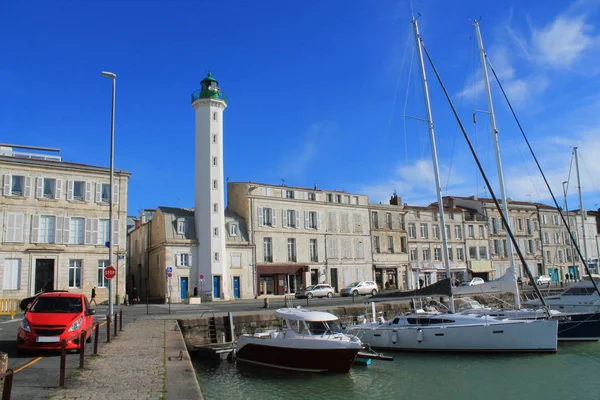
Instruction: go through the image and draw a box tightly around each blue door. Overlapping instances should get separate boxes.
[213,276,221,298]
[233,277,240,299]
[180,277,188,300]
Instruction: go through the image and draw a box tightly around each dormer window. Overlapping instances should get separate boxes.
[230,223,239,236]
[177,218,186,234]
[285,190,294,199]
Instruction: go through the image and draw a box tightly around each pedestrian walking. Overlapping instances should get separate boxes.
[91,286,98,306]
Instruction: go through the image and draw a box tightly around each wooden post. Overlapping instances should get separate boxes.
[93,324,99,355]
[79,331,86,368]
[59,341,67,387]
[107,315,111,343]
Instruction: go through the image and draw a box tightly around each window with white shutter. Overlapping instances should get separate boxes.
[55,179,62,199]
[95,183,102,203]
[113,184,119,204]
[5,212,25,243]
[35,177,43,198]
[258,207,264,226]
[2,259,20,290]
[2,174,10,196]
[55,215,64,244]
[31,214,40,243]
[113,219,119,246]
[85,181,92,202]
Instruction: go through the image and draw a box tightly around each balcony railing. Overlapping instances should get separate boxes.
[191,89,228,104]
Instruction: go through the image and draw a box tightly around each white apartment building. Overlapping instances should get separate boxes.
[0,145,129,303]
[369,192,409,290]
[404,204,468,288]
[227,182,373,295]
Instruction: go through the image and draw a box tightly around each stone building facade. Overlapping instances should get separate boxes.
[0,145,130,304]
[227,182,373,295]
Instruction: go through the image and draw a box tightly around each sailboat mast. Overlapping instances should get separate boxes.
[574,147,590,272]
[412,17,455,313]
[473,20,521,309]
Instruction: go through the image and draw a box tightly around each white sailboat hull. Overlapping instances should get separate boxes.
[346,317,557,353]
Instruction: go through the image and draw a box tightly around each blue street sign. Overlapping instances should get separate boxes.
[166,267,173,273]
[118,254,125,260]
[167,272,173,278]
[105,241,110,248]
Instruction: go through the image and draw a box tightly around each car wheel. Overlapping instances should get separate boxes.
[86,335,92,344]
[307,293,313,299]
[371,289,378,296]
[352,290,359,296]
[327,292,333,298]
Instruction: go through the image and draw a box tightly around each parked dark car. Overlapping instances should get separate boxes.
[20,290,69,311]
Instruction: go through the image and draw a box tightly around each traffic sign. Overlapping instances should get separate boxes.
[199,274,205,282]
[166,267,173,273]
[104,266,116,280]
[167,272,173,278]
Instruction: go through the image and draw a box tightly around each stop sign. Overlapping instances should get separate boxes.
[104,266,116,280]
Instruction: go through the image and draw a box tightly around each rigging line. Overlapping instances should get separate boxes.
[388,24,413,145]
[580,152,598,193]
[444,34,474,194]
[486,57,600,297]
[419,39,548,308]
[514,140,541,200]
[403,36,416,170]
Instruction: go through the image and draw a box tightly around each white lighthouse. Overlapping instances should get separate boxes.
[191,73,229,300]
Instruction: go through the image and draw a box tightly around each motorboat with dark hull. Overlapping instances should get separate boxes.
[235,308,363,373]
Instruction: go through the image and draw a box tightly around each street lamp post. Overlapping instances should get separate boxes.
[101,71,116,317]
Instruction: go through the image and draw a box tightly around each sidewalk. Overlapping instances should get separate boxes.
[47,318,202,400]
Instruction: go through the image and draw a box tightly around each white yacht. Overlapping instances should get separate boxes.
[235,308,364,373]
[345,311,557,353]
[523,275,600,313]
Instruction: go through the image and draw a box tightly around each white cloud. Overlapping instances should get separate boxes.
[531,15,595,68]
[359,158,472,205]
[278,123,328,180]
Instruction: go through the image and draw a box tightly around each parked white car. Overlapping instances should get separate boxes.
[340,281,378,297]
[536,275,552,286]
[459,277,485,287]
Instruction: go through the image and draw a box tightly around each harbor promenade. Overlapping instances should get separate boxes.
[47,317,202,400]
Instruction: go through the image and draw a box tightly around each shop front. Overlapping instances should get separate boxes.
[374,264,401,290]
[256,264,306,295]
[468,260,493,282]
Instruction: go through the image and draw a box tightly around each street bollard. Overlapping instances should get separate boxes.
[79,331,85,368]
[2,369,14,400]
[119,309,123,331]
[93,323,99,355]
[59,341,67,387]
[114,313,118,337]
[107,315,111,343]
[263,298,269,309]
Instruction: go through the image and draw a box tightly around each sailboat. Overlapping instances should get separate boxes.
[344,17,558,353]
[452,21,600,342]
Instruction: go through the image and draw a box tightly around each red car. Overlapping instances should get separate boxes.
[17,292,96,353]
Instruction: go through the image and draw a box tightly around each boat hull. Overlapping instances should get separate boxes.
[556,312,600,342]
[347,319,557,353]
[236,340,360,373]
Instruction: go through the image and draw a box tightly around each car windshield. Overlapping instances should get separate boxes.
[30,297,83,313]
[347,282,360,288]
[304,285,316,291]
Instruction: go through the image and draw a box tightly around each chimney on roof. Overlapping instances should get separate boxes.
[389,191,401,206]
[314,183,317,190]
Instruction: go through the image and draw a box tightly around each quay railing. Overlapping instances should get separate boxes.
[0,369,14,400]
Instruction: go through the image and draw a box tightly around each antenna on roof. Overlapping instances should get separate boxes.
[281,179,286,187]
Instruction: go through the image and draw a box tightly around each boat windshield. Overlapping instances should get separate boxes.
[305,320,342,335]
[562,287,598,296]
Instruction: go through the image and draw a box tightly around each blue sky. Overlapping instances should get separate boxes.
[2,0,600,216]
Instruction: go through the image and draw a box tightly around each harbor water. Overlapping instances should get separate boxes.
[194,342,600,400]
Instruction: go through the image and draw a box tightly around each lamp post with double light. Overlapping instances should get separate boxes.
[101,71,116,317]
